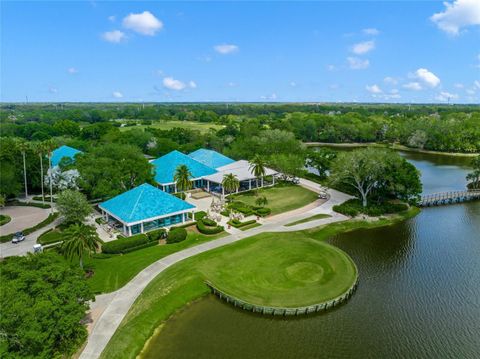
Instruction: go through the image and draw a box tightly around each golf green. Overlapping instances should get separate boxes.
[199,232,357,308]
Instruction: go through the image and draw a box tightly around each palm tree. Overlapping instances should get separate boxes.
[15,138,30,199]
[255,196,268,207]
[249,154,267,194]
[222,173,240,195]
[43,139,57,213]
[174,164,192,193]
[61,224,102,269]
[33,142,46,204]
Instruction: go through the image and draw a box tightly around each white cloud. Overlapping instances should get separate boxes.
[414,68,441,87]
[363,28,380,35]
[351,40,375,55]
[260,93,277,100]
[435,91,459,101]
[108,15,116,22]
[102,30,126,43]
[214,44,239,54]
[290,81,297,87]
[162,77,196,91]
[474,80,480,89]
[384,76,398,85]
[431,0,480,35]
[403,82,423,91]
[326,64,336,71]
[466,88,476,95]
[390,89,399,94]
[454,83,464,88]
[122,11,163,36]
[112,91,123,98]
[366,84,383,94]
[227,82,237,87]
[67,67,78,74]
[49,87,58,94]
[347,57,370,70]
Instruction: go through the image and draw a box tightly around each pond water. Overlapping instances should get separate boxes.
[141,151,480,359]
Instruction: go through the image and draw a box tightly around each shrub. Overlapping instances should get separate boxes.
[194,211,207,221]
[95,217,106,225]
[9,201,51,209]
[0,212,59,243]
[32,196,56,202]
[0,214,11,226]
[201,218,217,226]
[254,207,271,217]
[196,219,224,235]
[166,227,187,244]
[37,228,64,245]
[147,228,167,241]
[228,219,257,228]
[333,199,409,217]
[102,234,153,254]
[220,209,230,217]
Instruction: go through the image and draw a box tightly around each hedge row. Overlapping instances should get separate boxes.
[194,211,207,221]
[228,219,257,228]
[0,215,11,226]
[37,228,64,245]
[32,196,56,202]
[227,201,271,217]
[0,212,59,243]
[166,227,187,244]
[8,201,51,209]
[102,233,154,254]
[333,199,409,217]
[196,218,224,235]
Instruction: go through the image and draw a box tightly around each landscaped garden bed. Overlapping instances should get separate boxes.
[0,214,11,226]
[0,212,59,243]
[333,199,409,217]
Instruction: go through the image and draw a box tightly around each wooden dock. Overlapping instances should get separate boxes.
[419,190,480,207]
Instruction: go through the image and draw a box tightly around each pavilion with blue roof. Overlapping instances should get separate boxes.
[99,183,196,236]
[188,148,235,169]
[51,145,82,167]
[151,150,218,193]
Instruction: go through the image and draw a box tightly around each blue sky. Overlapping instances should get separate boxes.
[1,1,479,103]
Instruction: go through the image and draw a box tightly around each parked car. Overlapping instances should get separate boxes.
[318,192,328,199]
[292,177,300,184]
[33,244,43,253]
[12,232,26,244]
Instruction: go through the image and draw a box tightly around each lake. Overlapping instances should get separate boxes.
[141,151,480,359]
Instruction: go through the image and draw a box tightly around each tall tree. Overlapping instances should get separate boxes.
[249,154,267,191]
[15,138,30,198]
[305,148,337,179]
[174,164,192,192]
[222,173,240,195]
[33,141,46,204]
[56,190,92,224]
[76,144,154,199]
[61,224,102,269]
[43,138,58,213]
[466,156,480,189]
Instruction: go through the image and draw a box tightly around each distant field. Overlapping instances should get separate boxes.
[118,120,224,133]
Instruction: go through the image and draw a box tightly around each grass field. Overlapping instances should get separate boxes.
[231,184,318,215]
[86,231,226,294]
[284,213,332,227]
[99,207,420,359]
[118,120,224,133]
[0,215,11,226]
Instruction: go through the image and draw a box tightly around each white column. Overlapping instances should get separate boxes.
[128,226,132,236]
[249,179,252,190]
[182,213,186,223]
[174,183,177,193]
[207,181,210,192]
[261,176,264,187]
[141,222,144,234]
[123,224,127,235]
[222,186,225,196]
[273,175,275,185]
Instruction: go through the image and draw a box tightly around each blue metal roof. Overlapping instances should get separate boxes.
[151,150,217,185]
[188,148,235,169]
[99,183,195,224]
[51,145,82,167]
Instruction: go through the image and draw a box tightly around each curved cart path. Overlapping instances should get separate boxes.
[80,181,352,359]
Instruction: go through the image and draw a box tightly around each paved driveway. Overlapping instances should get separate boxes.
[0,206,50,236]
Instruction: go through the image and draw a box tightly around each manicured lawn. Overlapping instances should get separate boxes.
[86,231,226,294]
[0,215,11,226]
[119,120,224,133]
[231,184,318,215]
[285,213,331,227]
[100,208,420,359]
[37,229,64,245]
